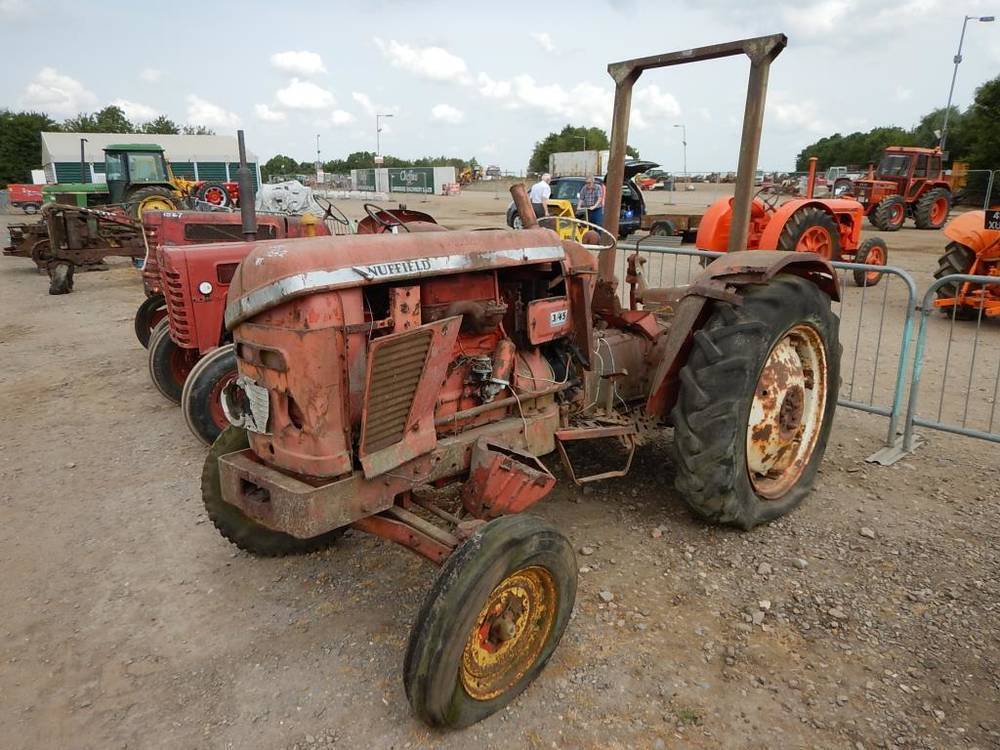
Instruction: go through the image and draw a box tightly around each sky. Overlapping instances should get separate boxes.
[1,0,998,173]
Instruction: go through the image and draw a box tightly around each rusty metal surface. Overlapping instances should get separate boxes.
[554,423,637,484]
[351,513,452,565]
[461,438,556,518]
[604,34,787,276]
[510,184,539,229]
[526,296,572,344]
[359,316,461,478]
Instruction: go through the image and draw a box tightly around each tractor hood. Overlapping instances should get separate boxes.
[224,227,565,329]
[42,183,109,195]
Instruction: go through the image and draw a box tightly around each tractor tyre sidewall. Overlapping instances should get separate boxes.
[871,197,905,232]
[934,242,980,319]
[914,188,951,230]
[181,345,237,446]
[135,293,167,348]
[670,274,841,529]
[201,426,346,557]
[852,238,888,287]
[147,322,188,403]
[776,207,841,258]
[48,262,74,295]
[403,514,577,729]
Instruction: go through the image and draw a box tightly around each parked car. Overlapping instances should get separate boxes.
[506,160,658,238]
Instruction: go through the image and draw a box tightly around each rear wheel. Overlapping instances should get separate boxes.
[134,293,167,348]
[23,203,40,215]
[48,262,74,295]
[127,186,179,221]
[404,514,576,728]
[671,274,840,529]
[934,241,981,320]
[852,237,889,287]
[202,427,346,556]
[833,178,853,196]
[650,220,678,236]
[914,188,951,230]
[181,344,238,445]
[148,320,199,403]
[196,181,230,208]
[870,196,905,231]
[776,207,841,259]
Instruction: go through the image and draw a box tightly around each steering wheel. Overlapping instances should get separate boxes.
[363,202,410,232]
[315,197,350,226]
[537,214,617,250]
[754,186,781,211]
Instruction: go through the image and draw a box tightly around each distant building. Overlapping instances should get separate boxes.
[40,132,260,187]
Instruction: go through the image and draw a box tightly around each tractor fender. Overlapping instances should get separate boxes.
[643,249,839,418]
[695,196,771,251]
[942,210,1000,256]
[756,198,861,250]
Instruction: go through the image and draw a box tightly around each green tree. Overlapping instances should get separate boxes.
[527,125,637,174]
[0,109,60,186]
[181,124,215,135]
[964,76,1000,169]
[63,105,134,133]
[141,115,181,135]
[262,154,301,182]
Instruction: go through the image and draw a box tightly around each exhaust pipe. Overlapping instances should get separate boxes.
[509,184,538,229]
[236,130,257,241]
[806,156,817,199]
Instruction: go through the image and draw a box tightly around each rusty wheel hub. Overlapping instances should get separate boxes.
[460,566,557,701]
[746,324,827,499]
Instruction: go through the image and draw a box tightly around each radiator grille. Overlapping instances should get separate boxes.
[362,329,433,454]
[162,268,192,346]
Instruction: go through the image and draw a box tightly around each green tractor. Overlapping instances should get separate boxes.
[43,143,184,220]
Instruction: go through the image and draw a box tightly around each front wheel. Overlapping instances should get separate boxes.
[134,293,167,348]
[776,207,841,259]
[404,514,577,729]
[870,196,905,231]
[671,274,841,529]
[148,320,199,403]
[181,344,237,445]
[852,237,888,287]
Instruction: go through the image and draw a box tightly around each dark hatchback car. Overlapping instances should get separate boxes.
[506,160,659,238]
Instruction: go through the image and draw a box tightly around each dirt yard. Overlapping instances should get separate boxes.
[1,194,998,750]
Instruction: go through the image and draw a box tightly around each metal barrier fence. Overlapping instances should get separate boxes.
[891,274,1000,460]
[616,241,918,452]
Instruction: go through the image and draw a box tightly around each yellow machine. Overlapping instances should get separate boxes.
[542,199,590,243]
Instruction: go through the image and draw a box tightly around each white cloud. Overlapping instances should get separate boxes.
[373,37,470,83]
[480,143,498,155]
[255,103,287,122]
[139,68,162,83]
[431,103,464,123]
[112,98,158,122]
[530,31,556,53]
[477,72,513,100]
[270,50,327,76]
[331,109,355,126]
[768,92,827,133]
[781,0,851,39]
[632,84,682,129]
[21,67,98,115]
[351,92,398,118]
[186,95,240,128]
[895,86,912,102]
[275,78,335,110]
[0,0,28,17]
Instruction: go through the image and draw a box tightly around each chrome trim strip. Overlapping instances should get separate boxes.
[225,245,565,328]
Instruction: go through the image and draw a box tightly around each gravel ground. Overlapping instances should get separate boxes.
[1,198,998,750]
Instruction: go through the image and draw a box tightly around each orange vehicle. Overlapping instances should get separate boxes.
[696,158,888,286]
[933,210,1000,318]
[847,146,952,231]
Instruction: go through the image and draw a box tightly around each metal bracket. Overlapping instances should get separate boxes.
[554,424,637,484]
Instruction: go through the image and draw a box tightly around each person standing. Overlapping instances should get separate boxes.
[578,176,605,227]
[528,173,552,218]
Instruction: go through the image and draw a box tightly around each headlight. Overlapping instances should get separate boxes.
[198,281,213,295]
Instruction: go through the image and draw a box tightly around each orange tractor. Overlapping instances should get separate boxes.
[695,157,889,286]
[844,146,952,231]
[933,210,1000,318]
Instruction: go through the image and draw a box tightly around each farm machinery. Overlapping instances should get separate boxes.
[843,146,952,231]
[201,36,842,728]
[694,157,889,286]
[933,210,1000,319]
[143,203,434,445]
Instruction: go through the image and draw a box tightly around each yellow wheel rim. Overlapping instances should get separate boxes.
[139,196,175,212]
[460,565,557,701]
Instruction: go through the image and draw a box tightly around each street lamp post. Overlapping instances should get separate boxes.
[673,124,687,190]
[940,14,995,150]
[376,113,394,162]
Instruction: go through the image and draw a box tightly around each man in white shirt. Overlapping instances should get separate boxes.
[528,173,552,218]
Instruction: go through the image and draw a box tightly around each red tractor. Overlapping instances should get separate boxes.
[143,204,435,445]
[695,157,889,287]
[846,146,952,231]
[200,37,843,728]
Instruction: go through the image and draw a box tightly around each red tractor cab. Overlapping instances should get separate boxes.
[848,146,952,231]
